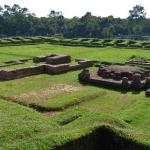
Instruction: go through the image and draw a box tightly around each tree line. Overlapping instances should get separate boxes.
[0,4,150,38]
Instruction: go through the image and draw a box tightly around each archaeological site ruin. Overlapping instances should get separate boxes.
[0,54,94,80]
[79,65,150,91]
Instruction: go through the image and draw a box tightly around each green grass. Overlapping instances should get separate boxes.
[0,44,150,63]
[0,43,150,149]
[0,99,149,150]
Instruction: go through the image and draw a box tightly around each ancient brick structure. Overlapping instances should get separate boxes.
[0,54,94,80]
[131,74,142,89]
[0,60,24,67]
[79,65,150,91]
[78,69,90,81]
[46,55,71,65]
[98,65,148,81]
[144,77,150,89]
[78,60,94,67]
[33,54,57,63]
[0,65,45,80]
[45,64,70,74]
[122,77,129,90]
[145,90,150,97]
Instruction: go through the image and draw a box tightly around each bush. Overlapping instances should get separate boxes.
[129,43,143,48]
[144,45,150,49]
[0,39,11,44]
[113,39,125,45]
[127,40,136,45]
[102,39,112,43]
[80,38,91,42]
[5,38,22,44]
[141,41,150,46]
[91,38,100,42]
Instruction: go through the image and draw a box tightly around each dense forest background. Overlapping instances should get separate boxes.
[0,4,150,38]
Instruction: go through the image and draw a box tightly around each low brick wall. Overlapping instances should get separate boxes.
[45,64,70,74]
[79,70,150,91]
[69,64,83,71]
[0,61,23,68]
[0,59,94,80]
[69,61,94,71]
[145,90,150,97]
[83,78,123,90]
[46,55,71,65]
[33,54,57,63]
[0,65,45,80]
[126,61,150,65]
[78,60,94,67]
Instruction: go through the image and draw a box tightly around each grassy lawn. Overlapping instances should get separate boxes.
[0,43,150,149]
[0,44,150,64]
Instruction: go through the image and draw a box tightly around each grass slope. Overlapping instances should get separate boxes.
[0,99,149,150]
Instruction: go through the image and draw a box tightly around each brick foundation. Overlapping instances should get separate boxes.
[46,55,71,65]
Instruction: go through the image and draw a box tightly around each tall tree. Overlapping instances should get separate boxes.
[128,5,146,20]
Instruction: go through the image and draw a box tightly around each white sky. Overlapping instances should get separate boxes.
[0,0,150,18]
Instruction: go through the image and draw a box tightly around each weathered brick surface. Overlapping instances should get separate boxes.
[70,62,93,71]
[33,54,57,63]
[78,69,90,81]
[145,90,150,97]
[45,64,70,74]
[78,60,93,67]
[46,55,71,65]
[79,69,150,91]
[122,77,129,90]
[0,54,95,80]
[0,65,45,80]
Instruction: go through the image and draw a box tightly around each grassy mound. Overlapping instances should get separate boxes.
[0,36,149,50]
[0,99,149,150]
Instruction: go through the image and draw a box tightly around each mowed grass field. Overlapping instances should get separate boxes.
[0,43,150,149]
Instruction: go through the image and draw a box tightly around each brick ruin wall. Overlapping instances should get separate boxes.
[46,55,71,65]
[45,64,70,74]
[70,60,94,71]
[87,78,122,89]
[79,69,150,91]
[33,54,57,63]
[145,90,150,97]
[0,60,93,80]
[0,65,45,80]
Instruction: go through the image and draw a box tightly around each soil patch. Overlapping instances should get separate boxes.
[12,84,80,101]
[43,111,61,117]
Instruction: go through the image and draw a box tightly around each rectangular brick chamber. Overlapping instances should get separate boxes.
[33,54,57,63]
[45,64,70,74]
[0,57,94,80]
[46,55,71,65]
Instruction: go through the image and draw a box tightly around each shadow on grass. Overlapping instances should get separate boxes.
[80,82,143,95]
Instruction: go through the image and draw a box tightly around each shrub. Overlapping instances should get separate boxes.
[127,40,136,45]
[141,41,150,46]
[0,39,11,44]
[91,38,100,42]
[144,45,150,49]
[113,39,125,45]
[129,43,143,48]
[80,38,90,41]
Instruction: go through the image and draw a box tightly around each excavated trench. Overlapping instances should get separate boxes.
[55,126,149,150]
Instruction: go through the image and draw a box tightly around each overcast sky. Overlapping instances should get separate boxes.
[1,0,150,18]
